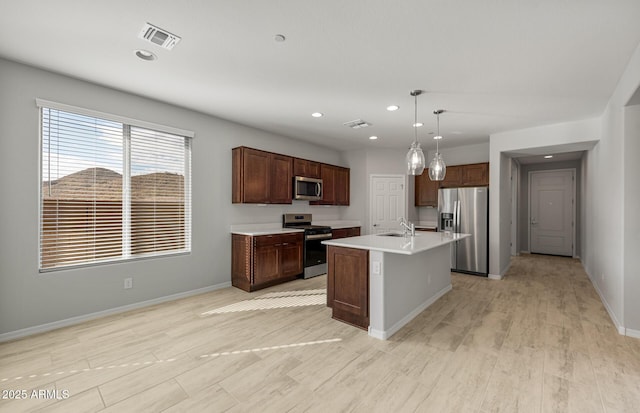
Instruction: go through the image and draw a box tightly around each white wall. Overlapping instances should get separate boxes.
[341,148,416,234]
[623,104,640,333]
[489,118,600,277]
[582,40,640,334]
[425,142,490,166]
[0,58,344,336]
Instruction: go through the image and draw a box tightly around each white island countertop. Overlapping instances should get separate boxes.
[323,231,470,255]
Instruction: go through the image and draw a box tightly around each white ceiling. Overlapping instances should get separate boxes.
[1,0,640,152]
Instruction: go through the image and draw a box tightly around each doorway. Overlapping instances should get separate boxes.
[529,169,575,257]
[369,175,406,234]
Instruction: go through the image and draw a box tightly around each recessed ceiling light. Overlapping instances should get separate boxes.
[544,155,554,159]
[311,112,323,118]
[433,135,443,140]
[413,122,423,128]
[135,49,157,61]
[369,136,378,140]
[386,105,399,111]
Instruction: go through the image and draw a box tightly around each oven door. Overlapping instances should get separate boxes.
[303,235,329,278]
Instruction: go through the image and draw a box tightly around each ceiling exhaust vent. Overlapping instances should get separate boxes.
[343,119,371,129]
[139,23,181,50]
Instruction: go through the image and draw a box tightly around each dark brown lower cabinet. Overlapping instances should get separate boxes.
[232,232,303,292]
[327,246,369,330]
[330,226,361,239]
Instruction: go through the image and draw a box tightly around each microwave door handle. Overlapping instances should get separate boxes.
[316,182,321,197]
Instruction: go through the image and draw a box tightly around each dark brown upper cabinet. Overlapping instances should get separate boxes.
[415,169,439,207]
[438,165,463,188]
[232,147,292,204]
[293,158,321,179]
[415,162,489,206]
[310,164,350,206]
[461,162,489,186]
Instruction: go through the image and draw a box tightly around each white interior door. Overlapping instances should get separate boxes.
[370,175,405,234]
[530,169,575,256]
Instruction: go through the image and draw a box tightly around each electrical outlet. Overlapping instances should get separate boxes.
[372,261,381,275]
[124,277,133,289]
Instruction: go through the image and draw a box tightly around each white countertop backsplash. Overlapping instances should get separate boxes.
[230,223,303,236]
[323,232,470,255]
[415,221,438,228]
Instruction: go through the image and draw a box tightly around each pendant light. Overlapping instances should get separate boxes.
[406,90,425,175]
[428,109,447,181]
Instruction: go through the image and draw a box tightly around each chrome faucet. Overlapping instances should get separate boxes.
[399,217,416,237]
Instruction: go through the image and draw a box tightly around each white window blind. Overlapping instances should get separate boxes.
[40,106,191,271]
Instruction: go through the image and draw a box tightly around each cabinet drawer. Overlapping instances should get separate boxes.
[254,233,302,246]
[254,234,282,247]
[280,233,303,245]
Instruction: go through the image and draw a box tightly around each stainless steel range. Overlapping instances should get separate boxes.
[283,214,332,279]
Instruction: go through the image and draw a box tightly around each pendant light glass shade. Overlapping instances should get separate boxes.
[407,141,425,175]
[406,90,425,176]
[429,109,447,181]
[428,152,446,180]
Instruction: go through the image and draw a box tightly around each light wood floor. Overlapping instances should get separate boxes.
[1,254,639,412]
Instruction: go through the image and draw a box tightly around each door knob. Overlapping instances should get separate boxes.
[373,224,378,227]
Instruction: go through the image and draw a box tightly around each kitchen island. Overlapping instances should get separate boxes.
[323,231,470,340]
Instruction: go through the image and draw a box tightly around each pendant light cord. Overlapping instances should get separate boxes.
[414,93,418,144]
[436,112,440,153]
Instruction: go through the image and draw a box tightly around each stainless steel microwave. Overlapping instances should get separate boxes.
[293,176,323,200]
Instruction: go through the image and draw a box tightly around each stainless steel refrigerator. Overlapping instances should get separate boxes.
[438,187,489,276]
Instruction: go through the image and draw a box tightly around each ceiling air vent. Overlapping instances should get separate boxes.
[343,119,371,129]
[139,23,181,50]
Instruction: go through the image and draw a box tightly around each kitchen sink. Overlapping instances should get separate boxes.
[377,232,408,237]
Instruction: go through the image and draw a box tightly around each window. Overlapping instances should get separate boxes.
[39,101,192,271]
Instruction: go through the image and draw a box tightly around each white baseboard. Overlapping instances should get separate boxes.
[625,328,640,339]
[0,281,232,343]
[488,259,512,281]
[368,284,452,340]
[584,268,626,335]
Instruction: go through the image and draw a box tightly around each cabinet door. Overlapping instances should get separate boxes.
[320,164,336,204]
[269,154,293,204]
[331,228,348,239]
[241,148,270,203]
[461,163,489,186]
[293,158,321,179]
[327,246,369,329]
[334,167,350,205]
[346,227,361,237]
[231,234,252,291]
[254,244,281,285]
[439,165,462,188]
[281,241,303,277]
[415,171,439,206]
